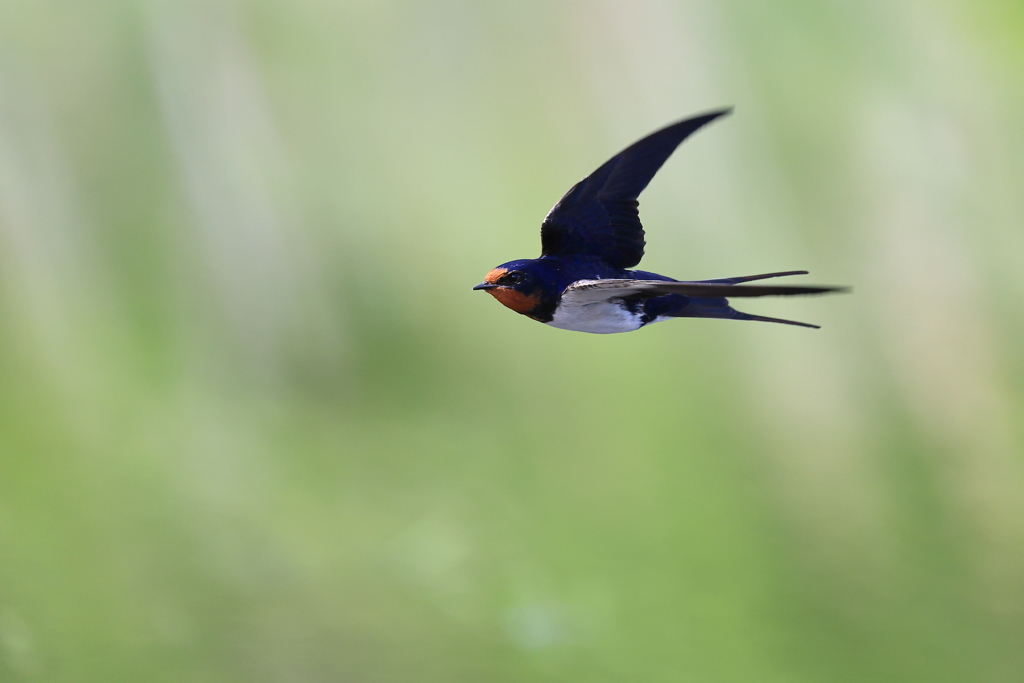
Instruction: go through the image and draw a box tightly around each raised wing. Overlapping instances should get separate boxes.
[540,109,732,269]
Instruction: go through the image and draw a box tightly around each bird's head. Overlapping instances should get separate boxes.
[473,259,548,317]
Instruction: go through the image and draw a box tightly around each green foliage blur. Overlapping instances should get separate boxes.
[2,1,1024,681]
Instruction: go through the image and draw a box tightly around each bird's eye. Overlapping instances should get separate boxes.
[505,272,523,285]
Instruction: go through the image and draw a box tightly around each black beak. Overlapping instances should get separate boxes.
[473,282,497,290]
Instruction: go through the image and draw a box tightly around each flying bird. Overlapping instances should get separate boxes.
[474,109,847,332]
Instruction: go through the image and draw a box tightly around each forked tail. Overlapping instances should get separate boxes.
[666,270,848,329]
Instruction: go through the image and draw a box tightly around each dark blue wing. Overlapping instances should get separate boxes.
[540,109,731,269]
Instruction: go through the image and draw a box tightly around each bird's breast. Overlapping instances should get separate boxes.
[546,297,644,334]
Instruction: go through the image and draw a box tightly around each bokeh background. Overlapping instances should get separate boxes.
[2,1,1024,681]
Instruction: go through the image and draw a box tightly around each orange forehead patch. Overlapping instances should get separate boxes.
[488,288,540,314]
[484,268,507,284]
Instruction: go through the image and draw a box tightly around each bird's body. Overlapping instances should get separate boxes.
[475,110,846,332]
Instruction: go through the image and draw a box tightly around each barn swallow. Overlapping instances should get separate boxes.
[474,109,847,332]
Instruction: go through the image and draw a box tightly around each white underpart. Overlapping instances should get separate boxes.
[546,279,667,334]
[547,297,645,334]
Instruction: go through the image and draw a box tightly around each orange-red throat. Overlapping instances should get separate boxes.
[488,287,540,314]
[481,268,540,314]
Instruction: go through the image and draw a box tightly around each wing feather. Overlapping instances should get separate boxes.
[561,278,848,305]
[540,110,732,268]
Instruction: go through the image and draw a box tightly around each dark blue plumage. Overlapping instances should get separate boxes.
[475,110,847,333]
[540,110,730,269]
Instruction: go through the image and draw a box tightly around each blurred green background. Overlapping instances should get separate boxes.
[2,1,1024,681]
